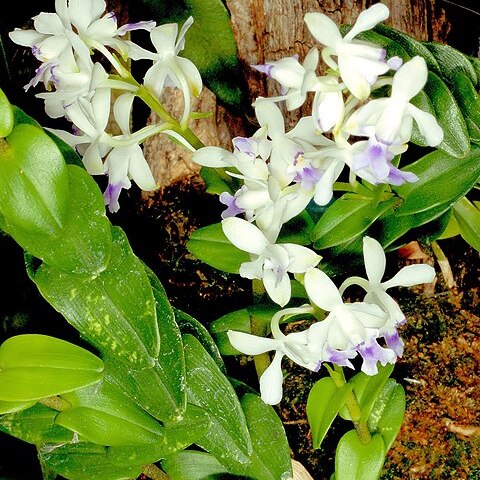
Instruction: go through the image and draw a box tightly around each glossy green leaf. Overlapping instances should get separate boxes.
[140,0,248,109]
[241,393,293,480]
[0,403,73,445]
[0,123,69,234]
[162,451,230,479]
[0,87,13,137]
[200,166,233,196]
[183,334,252,471]
[0,334,103,402]
[57,380,164,447]
[107,405,211,467]
[104,267,186,422]
[0,399,35,414]
[307,377,353,449]
[278,210,315,246]
[453,196,480,252]
[335,431,385,480]
[394,147,480,216]
[438,211,460,240]
[311,194,396,249]
[187,221,250,274]
[2,165,112,274]
[367,380,405,451]
[11,105,41,128]
[374,24,441,74]
[423,42,477,85]
[448,72,480,142]
[339,364,393,422]
[210,304,279,356]
[31,227,160,368]
[40,443,142,480]
[422,71,470,158]
[175,307,226,374]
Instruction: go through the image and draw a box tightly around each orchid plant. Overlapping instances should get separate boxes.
[1,1,480,479]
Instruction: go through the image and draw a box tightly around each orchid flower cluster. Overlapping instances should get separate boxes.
[192,3,438,404]
[9,0,203,212]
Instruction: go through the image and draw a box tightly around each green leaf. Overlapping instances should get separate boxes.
[57,380,164,447]
[278,210,315,246]
[31,227,160,368]
[452,196,480,252]
[0,87,13,137]
[140,0,248,109]
[241,393,293,480]
[40,443,142,480]
[200,166,233,196]
[311,194,396,249]
[374,24,441,74]
[187,221,250,273]
[105,266,186,422]
[335,431,386,480]
[2,165,112,274]
[0,123,69,234]
[107,405,211,467]
[339,364,394,422]
[438,211,460,240]
[422,71,470,158]
[162,451,230,479]
[449,72,480,143]
[394,147,480,216]
[423,42,477,85]
[0,334,103,402]
[175,307,226,374]
[183,334,253,472]
[210,304,279,356]
[307,377,353,449]
[0,399,35,414]
[0,403,73,445]
[367,380,405,451]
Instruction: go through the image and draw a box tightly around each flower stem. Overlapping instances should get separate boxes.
[330,365,372,445]
[251,279,271,378]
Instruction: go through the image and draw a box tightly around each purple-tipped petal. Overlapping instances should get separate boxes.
[384,330,404,358]
[219,191,245,219]
[357,337,396,375]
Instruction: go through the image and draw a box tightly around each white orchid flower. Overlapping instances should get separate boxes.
[222,218,321,306]
[127,16,202,127]
[304,267,396,375]
[339,236,435,355]
[102,92,157,212]
[304,3,390,100]
[253,99,331,187]
[252,48,322,110]
[227,305,317,404]
[312,75,345,133]
[344,56,444,147]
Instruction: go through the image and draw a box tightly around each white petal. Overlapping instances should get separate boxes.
[259,351,285,405]
[337,55,371,101]
[82,143,105,174]
[392,56,427,102]
[222,217,269,255]
[263,268,291,307]
[344,3,390,41]
[192,146,235,168]
[113,93,134,135]
[227,331,280,355]
[304,268,342,311]
[382,264,436,289]
[34,13,65,35]
[406,104,444,147]
[362,236,386,284]
[9,29,46,48]
[69,0,105,32]
[313,159,344,206]
[254,99,286,136]
[128,145,157,190]
[177,56,203,97]
[304,13,342,49]
[150,23,177,56]
[281,244,321,272]
[239,257,264,280]
[366,290,405,324]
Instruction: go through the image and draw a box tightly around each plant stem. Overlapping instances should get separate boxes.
[251,279,271,378]
[330,365,372,445]
[142,464,171,480]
